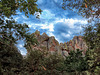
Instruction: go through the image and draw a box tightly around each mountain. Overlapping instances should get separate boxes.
[28,30,88,56]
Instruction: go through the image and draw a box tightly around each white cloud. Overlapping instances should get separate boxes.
[14,17,20,21]
[40,23,54,32]
[49,23,54,31]
[22,21,39,29]
[37,0,43,4]
[55,18,87,28]
[17,43,27,55]
[20,49,27,55]
[22,17,87,43]
[16,11,22,15]
[18,44,23,48]
[22,15,28,20]
[5,16,20,21]
[68,31,72,34]
[55,18,65,23]
[47,32,54,36]
[40,10,55,19]
[64,18,76,28]
[61,33,71,38]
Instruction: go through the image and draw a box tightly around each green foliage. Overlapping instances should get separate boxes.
[24,34,38,52]
[83,23,100,74]
[20,50,46,75]
[62,0,100,19]
[0,0,42,17]
[19,50,66,75]
[42,53,65,75]
[0,44,23,74]
[0,17,29,74]
[84,23,100,50]
[1,0,100,75]
[63,0,100,74]
[64,49,88,74]
[0,0,42,74]
[0,18,29,43]
[1,0,18,17]
[0,0,41,48]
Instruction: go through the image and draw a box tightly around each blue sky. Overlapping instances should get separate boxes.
[13,0,88,55]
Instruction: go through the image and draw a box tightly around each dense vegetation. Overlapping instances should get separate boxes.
[0,0,100,75]
[63,0,100,74]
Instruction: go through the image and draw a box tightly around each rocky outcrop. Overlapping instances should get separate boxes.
[60,36,88,56]
[31,30,60,54]
[30,30,88,56]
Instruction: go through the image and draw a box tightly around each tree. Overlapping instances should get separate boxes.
[0,0,42,74]
[62,0,100,19]
[0,0,42,45]
[0,15,30,75]
[42,53,65,75]
[0,0,42,18]
[20,49,67,75]
[0,44,23,74]
[0,0,41,50]
[64,49,88,75]
[19,50,46,75]
[62,0,100,74]
[83,23,100,74]
[24,33,39,53]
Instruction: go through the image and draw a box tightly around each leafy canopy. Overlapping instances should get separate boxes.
[62,0,100,74]
[0,0,42,74]
[62,0,100,20]
[64,49,88,73]
[0,0,42,17]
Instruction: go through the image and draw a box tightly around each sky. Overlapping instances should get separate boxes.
[13,0,88,55]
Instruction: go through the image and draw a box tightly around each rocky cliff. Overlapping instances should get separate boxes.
[30,30,88,56]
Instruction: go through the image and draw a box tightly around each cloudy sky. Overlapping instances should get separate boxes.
[13,0,88,55]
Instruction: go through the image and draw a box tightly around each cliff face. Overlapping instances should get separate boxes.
[30,30,88,56]
[60,36,88,56]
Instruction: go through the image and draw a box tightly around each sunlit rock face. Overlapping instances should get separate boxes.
[60,36,88,56]
[29,30,88,56]
[31,30,61,54]
[73,36,88,53]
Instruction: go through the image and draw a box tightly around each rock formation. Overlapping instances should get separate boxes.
[29,30,88,56]
[60,36,88,56]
